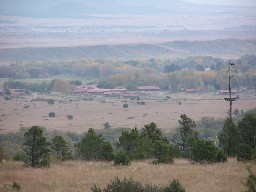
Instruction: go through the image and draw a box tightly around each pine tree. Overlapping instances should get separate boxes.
[218,118,241,157]
[51,135,72,161]
[23,126,50,167]
[172,114,198,157]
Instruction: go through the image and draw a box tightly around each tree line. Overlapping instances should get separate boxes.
[1,55,256,92]
[1,113,254,169]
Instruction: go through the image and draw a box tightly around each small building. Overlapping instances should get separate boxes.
[137,86,160,91]
[104,91,122,96]
[9,89,26,96]
[185,89,201,94]
[87,88,111,94]
[74,86,87,93]
[218,90,237,95]
[122,93,140,99]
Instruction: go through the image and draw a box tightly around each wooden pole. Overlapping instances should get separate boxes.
[228,61,234,119]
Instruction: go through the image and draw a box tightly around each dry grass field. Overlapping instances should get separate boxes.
[0,158,255,192]
[0,92,255,134]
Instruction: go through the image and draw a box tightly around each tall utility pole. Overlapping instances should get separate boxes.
[224,61,236,119]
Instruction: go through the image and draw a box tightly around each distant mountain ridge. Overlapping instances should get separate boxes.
[0,0,223,18]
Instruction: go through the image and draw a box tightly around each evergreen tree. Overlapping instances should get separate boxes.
[190,138,227,163]
[141,122,163,142]
[162,179,186,192]
[172,114,198,157]
[239,114,256,150]
[237,114,256,160]
[75,128,114,161]
[51,135,72,161]
[218,118,241,157]
[116,128,146,159]
[23,126,50,167]
[153,140,173,164]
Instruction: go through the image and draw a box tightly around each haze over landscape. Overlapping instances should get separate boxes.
[1,1,256,192]
[0,0,256,61]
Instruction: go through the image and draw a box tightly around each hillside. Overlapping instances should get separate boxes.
[0,39,256,62]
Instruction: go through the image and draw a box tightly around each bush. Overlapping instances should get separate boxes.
[114,151,131,166]
[91,177,159,192]
[104,122,111,129]
[161,179,186,192]
[0,146,9,161]
[214,149,227,163]
[66,115,73,120]
[12,181,21,191]
[153,140,173,164]
[75,128,114,161]
[190,139,227,163]
[245,166,256,192]
[237,143,254,161]
[140,101,146,105]
[47,99,55,105]
[123,104,128,109]
[13,151,28,161]
[48,112,56,117]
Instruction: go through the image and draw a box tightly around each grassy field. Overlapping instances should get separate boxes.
[1,92,256,134]
[0,158,254,192]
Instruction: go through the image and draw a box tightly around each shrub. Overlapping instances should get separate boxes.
[4,96,11,100]
[237,143,254,161]
[214,149,227,162]
[161,179,186,192]
[245,166,256,192]
[91,177,159,192]
[75,128,114,161]
[0,147,9,161]
[104,122,111,129]
[47,99,55,105]
[153,140,173,164]
[140,101,146,105]
[114,151,131,166]
[48,112,56,117]
[66,115,73,120]
[190,139,227,163]
[13,151,28,161]
[91,185,102,192]
[123,104,128,109]
[12,181,21,191]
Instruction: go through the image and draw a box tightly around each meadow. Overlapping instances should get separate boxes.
[1,158,254,192]
[1,92,255,134]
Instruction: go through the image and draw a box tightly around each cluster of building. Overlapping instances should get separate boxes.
[74,85,161,99]
[0,89,28,96]
[0,85,237,98]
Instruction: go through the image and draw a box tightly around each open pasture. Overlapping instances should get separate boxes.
[0,92,255,134]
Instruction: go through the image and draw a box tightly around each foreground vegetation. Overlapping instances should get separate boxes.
[0,158,254,192]
[1,111,255,191]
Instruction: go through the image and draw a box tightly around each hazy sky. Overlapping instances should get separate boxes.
[184,0,256,6]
